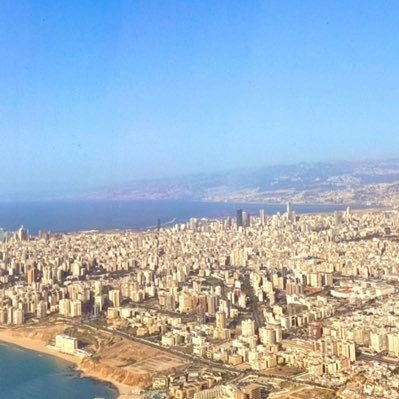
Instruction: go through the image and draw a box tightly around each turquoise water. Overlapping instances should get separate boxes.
[0,343,117,399]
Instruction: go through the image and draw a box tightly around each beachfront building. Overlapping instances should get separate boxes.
[55,334,78,355]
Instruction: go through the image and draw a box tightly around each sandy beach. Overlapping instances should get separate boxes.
[0,328,133,399]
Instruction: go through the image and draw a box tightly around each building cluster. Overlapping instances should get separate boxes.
[1,206,399,397]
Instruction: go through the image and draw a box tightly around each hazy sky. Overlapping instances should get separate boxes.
[1,1,399,194]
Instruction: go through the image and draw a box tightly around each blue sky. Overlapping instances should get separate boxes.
[1,1,399,194]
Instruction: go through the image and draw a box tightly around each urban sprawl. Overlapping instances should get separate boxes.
[1,205,399,399]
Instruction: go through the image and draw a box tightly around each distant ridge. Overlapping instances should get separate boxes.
[74,159,399,207]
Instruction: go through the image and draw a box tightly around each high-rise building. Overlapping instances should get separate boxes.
[259,326,276,345]
[216,311,226,329]
[245,212,250,227]
[94,281,103,296]
[55,335,78,354]
[70,300,82,317]
[37,301,47,319]
[179,292,193,313]
[237,209,244,228]
[0,308,7,324]
[59,299,71,316]
[189,218,198,230]
[259,209,265,225]
[14,308,25,325]
[109,290,121,307]
[26,268,37,285]
[207,294,217,315]
[241,319,255,337]
[242,384,261,399]
[17,226,29,241]
[388,333,399,357]
[286,202,293,221]
[164,293,176,311]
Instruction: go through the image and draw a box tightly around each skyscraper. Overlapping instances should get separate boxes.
[286,202,293,221]
[259,209,265,225]
[17,226,29,241]
[245,212,250,227]
[237,209,244,228]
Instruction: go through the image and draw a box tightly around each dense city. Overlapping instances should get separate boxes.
[1,205,399,399]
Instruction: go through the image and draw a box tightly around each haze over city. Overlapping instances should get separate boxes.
[3,3,399,399]
[2,1,399,196]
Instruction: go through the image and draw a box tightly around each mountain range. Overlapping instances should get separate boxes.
[74,158,399,207]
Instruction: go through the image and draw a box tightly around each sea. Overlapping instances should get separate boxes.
[0,199,353,235]
[0,199,355,398]
[0,343,117,399]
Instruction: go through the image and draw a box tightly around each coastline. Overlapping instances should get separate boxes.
[0,329,133,399]
[0,199,366,235]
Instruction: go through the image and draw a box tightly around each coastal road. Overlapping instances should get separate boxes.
[81,322,241,376]
[80,323,337,391]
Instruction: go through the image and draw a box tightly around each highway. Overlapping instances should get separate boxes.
[358,352,399,366]
[82,322,242,376]
[82,322,335,391]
